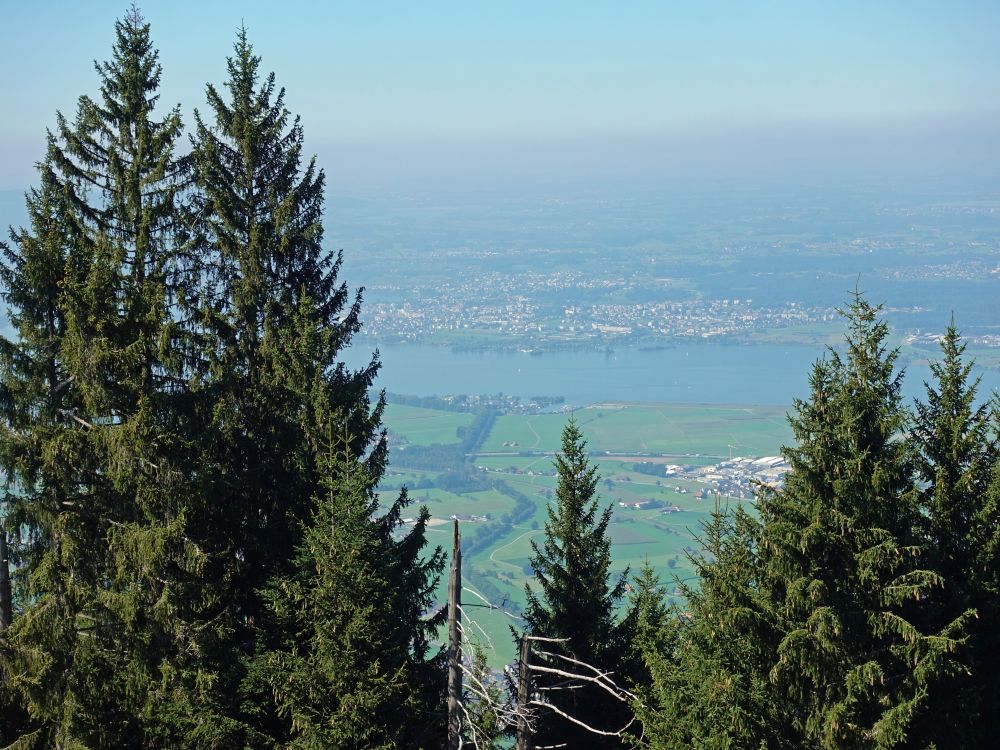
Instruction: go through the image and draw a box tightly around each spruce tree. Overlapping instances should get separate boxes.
[522,418,632,748]
[462,644,506,749]
[187,31,444,742]
[627,560,670,679]
[0,10,207,745]
[756,294,969,749]
[634,504,785,750]
[908,324,998,747]
[0,154,78,747]
[1,12,445,747]
[0,158,76,600]
[0,532,9,630]
[254,427,444,749]
[979,450,1000,740]
[187,26,382,632]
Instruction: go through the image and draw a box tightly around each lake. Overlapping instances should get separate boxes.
[344,339,1000,407]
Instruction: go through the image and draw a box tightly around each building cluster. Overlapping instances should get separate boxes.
[690,456,790,500]
[580,299,832,340]
[904,331,1000,349]
[361,269,835,347]
[880,259,1000,283]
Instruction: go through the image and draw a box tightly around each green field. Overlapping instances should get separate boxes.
[479,402,791,457]
[381,400,789,667]
[383,403,474,445]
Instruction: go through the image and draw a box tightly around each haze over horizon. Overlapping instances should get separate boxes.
[2,1,1000,191]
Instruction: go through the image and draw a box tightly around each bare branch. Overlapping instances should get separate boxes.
[457,604,495,649]
[461,584,524,620]
[534,648,637,700]
[530,700,637,738]
[525,635,569,643]
[528,664,630,703]
[58,409,95,429]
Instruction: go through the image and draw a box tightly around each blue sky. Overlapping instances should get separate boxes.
[2,1,1000,189]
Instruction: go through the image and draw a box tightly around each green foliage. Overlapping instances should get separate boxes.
[906,323,999,746]
[2,11,999,750]
[183,28,444,745]
[0,14,444,748]
[635,296,999,750]
[461,644,507,749]
[625,560,668,689]
[252,430,444,749]
[634,505,785,750]
[757,294,970,749]
[523,418,633,748]
[0,9,205,746]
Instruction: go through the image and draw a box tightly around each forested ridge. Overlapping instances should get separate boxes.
[0,12,998,750]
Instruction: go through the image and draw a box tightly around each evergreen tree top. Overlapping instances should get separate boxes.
[523,418,633,748]
[98,7,163,110]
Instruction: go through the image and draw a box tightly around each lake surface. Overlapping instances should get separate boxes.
[344,340,1000,407]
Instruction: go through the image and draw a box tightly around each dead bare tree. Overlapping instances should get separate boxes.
[444,523,640,750]
[447,520,463,749]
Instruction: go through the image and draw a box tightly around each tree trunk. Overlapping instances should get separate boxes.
[447,519,462,750]
[516,636,532,750]
[0,531,12,629]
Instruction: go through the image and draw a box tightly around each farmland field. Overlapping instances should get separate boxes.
[380,400,792,667]
[383,403,474,445]
[478,402,791,457]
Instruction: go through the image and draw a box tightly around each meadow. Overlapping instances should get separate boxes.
[478,402,791,457]
[379,400,793,667]
[383,403,474,445]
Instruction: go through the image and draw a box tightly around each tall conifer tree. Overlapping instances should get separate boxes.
[523,419,632,748]
[1,11,445,748]
[0,9,207,746]
[979,452,1000,742]
[633,302,997,750]
[187,31,445,741]
[187,27,381,632]
[756,294,969,749]
[254,428,444,749]
[627,560,669,683]
[635,504,786,749]
[0,156,79,749]
[908,324,998,746]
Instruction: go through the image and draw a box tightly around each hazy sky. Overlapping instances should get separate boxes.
[2,1,1000,189]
